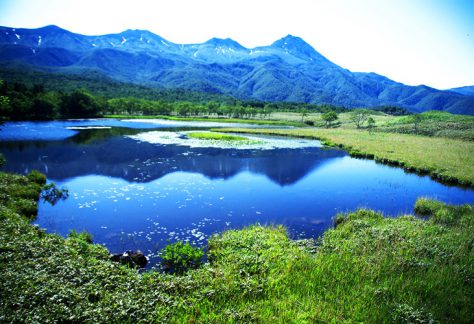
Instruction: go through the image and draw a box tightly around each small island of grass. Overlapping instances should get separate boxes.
[186,132,250,141]
[186,131,263,146]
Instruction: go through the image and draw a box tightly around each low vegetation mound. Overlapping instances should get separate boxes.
[186,132,249,141]
[0,171,472,322]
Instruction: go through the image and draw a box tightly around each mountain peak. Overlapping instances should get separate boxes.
[271,35,329,63]
[272,34,312,50]
[38,25,64,31]
[34,25,71,35]
[204,37,245,49]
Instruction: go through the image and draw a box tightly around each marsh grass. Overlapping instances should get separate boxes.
[185,131,264,146]
[379,111,474,141]
[187,132,249,141]
[216,127,474,186]
[1,171,472,322]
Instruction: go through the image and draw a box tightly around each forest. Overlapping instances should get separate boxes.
[0,78,412,121]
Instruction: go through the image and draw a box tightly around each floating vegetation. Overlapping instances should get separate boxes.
[128,130,320,150]
[187,132,253,141]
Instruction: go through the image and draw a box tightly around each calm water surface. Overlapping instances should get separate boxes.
[1,120,473,267]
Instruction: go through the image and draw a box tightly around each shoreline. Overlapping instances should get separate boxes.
[214,127,474,188]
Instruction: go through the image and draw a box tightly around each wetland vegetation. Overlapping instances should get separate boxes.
[186,132,254,141]
[0,170,473,322]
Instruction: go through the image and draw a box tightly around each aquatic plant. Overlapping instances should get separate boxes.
[128,130,318,150]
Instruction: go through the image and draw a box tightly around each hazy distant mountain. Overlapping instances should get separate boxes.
[449,86,474,97]
[1,25,473,114]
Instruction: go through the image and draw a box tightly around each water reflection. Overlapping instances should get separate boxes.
[1,133,346,186]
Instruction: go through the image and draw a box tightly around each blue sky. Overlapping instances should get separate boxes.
[0,0,472,89]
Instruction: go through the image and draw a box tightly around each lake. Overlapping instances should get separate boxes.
[1,119,473,268]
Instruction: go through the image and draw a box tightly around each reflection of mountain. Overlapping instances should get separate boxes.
[1,133,346,186]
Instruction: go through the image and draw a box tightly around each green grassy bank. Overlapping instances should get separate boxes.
[1,171,473,322]
[215,127,474,187]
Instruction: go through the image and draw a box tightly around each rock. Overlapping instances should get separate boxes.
[110,250,148,268]
[110,253,121,262]
[129,250,148,268]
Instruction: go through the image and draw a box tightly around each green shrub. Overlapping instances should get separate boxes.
[27,170,47,185]
[10,198,38,218]
[414,197,445,216]
[68,229,93,243]
[333,213,346,228]
[160,241,204,274]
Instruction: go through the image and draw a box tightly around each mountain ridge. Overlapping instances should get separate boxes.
[0,25,473,114]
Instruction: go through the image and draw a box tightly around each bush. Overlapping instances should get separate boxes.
[414,198,445,216]
[68,229,93,243]
[27,170,47,185]
[160,241,204,274]
[333,213,346,228]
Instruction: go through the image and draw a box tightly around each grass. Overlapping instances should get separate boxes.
[379,111,474,141]
[186,131,264,146]
[1,171,473,322]
[186,132,250,141]
[215,127,474,186]
[106,110,474,141]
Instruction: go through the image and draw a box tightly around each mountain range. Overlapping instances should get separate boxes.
[0,25,473,114]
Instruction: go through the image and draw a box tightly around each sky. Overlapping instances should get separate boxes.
[0,0,473,89]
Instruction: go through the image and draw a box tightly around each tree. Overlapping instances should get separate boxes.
[412,114,422,134]
[0,80,6,138]
[367,117,375,133]
[350,109,370,128]
[32,92,60,120]
[299,108,308,122]
[0,95,10,122]
[207,101,220,116]
[60,89,101,118]
[321,111,338,128]
[176,102,191,117]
